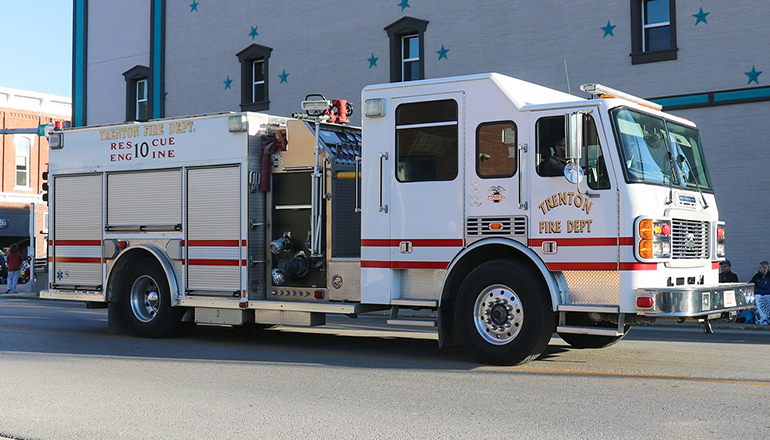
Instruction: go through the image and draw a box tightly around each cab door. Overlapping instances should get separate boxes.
[361,93,464,304]
[529,110,619,281]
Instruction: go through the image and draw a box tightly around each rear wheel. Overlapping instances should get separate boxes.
[455,260,554,365]
[120,257,182,338]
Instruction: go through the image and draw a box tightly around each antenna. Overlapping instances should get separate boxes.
[564,60,571,94]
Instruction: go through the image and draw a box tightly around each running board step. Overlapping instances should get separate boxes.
[556,326,622,337]
[386,318,437,328]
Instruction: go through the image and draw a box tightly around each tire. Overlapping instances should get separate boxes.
[558,331,627,349]
[120,257,181,338]
[455,260,555,366]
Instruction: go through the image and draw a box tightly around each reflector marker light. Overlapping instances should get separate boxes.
[637,296,654,308]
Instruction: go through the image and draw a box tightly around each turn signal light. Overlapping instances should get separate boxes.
[637,296,654,308]
[489,222,503,230]
[639,239,653,259]
[639,219,653,239]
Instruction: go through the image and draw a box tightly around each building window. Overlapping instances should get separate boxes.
[136,79,148,121]
[385,17,429,82]
[14,135,31,188]
[476,121,517,178]
[395,99,458,182]
[630,0,677,64]
[236,44,272,111]
[123,65,151,121]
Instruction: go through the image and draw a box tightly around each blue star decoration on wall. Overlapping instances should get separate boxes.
[368,53,379,68]
[224,76,233,89]
[190,1,199,12]
[398,1,410,12]
[279,69,289,83]
[436,45,449,60]
[601,20,616,38]
[249,26,259,39]
[693,8,709,25]
[746,66,762,85]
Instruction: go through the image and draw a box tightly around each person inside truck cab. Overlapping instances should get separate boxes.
[539,137,568,176]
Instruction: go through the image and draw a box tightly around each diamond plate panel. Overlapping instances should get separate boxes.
[399,269,445,300]
[194,308,252,325]
[327,258,361,301]
[254,310,325,326]
[562,271,620,305]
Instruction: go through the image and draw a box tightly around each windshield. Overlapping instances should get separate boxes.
[611,107,713,191]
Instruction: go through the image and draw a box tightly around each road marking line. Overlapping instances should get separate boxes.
[494,366,770,387]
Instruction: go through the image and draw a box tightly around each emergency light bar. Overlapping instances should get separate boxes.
[580,83,663,111]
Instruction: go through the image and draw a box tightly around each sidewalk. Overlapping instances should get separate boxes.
[0,280,37,299]
[2,284,768,331]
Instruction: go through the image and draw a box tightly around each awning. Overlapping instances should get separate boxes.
[0,206,31,239]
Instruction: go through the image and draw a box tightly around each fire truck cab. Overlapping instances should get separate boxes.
[42,73,753,365]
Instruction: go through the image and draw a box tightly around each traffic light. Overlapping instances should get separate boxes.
[42,171,49,203]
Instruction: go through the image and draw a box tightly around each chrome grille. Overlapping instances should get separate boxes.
[466,217,527,236]
[671,219,709,259]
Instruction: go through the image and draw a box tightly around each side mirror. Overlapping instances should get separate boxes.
[566,112,583,162]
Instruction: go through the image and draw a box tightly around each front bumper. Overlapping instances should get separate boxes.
[636,283,754,318]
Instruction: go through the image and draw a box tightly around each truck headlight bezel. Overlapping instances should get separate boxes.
[635,217,671,261]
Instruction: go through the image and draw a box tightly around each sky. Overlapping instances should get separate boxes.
[0,0,73,97]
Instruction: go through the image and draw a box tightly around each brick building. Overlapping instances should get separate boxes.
[71,0,769,278]
[0,87,71,259]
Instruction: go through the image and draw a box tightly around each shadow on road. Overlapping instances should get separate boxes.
[1,299,767,370]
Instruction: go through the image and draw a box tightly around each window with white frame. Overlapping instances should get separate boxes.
[252,59,266,103]
[14,135,31,188]
[642,0,670,51]
[136,79,148,121]
[630,0,677,64]
[402,35,420,81]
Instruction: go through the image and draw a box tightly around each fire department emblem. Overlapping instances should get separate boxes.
[487,186,507,203]
[684,233,696,251]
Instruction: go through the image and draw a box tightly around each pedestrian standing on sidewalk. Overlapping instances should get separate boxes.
[6,244,22,294]
[750,260,770,325]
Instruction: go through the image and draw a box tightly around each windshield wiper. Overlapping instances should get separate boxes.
[661,139,677,205]
[677,153,709,209]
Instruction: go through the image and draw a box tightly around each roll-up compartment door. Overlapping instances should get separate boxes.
[187,166,241,293]
[107,169,182,230]
[52,174,103,288]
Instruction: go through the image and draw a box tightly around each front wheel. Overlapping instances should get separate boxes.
[455,260,555,365]
[120,257,182,338]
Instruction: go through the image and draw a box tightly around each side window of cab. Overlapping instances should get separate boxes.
[536,115,610,189]
[476,121,517,178]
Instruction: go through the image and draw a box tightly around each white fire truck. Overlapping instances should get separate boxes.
[41,73,753,365]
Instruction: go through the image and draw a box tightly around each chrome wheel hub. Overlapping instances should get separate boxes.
[130,275,160,323]
[474,284,523,345]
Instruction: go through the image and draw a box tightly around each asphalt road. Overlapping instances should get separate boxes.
[1,298,769,440]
